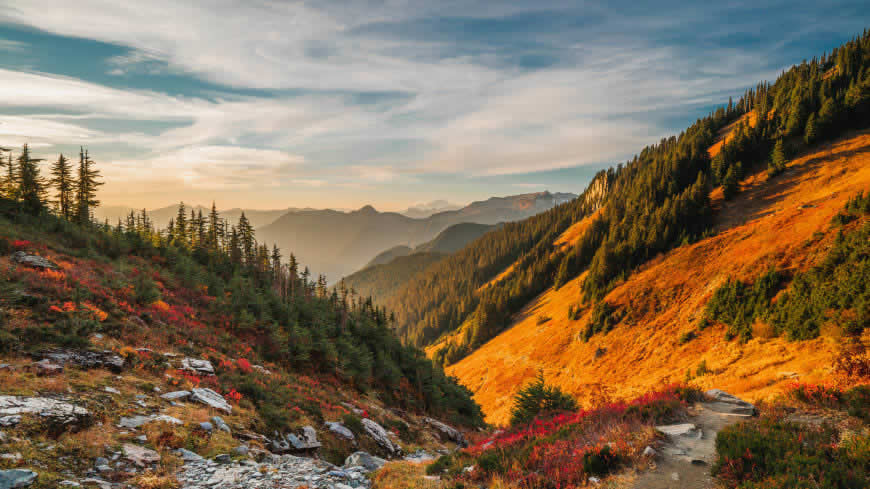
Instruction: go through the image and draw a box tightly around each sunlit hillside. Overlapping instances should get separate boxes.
[445,130,870,425]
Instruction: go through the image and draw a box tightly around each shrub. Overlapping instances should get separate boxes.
[426,454,453,475]
[509,372,578,426]
[679,330,697,344]
[342,414,364,435]
[582,301,624,341]
[582,445,620,477]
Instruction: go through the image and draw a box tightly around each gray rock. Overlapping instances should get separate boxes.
[175,448,204,463]
[211,416,231,433]
[58,482,81,488]
[0,396,89,428]
[404,450,436,463]
[79,478,112,489]
[643,446,657,457]
[34,349,124,372]
[103,387,120,395]
[423,417,466,447]
[269,426,321,452]
[31,359,63,376]
[361,418,401,456]
[94,457,109,468]
[180,358,215,375]
[325,421,355,441]
[189,388,231,413]
[231,445,249,457]
[198,421,214,432]
[656,423,701,438]
[214,454,232,464]
[160,390,190,401]
[12,251,57,270]
[122,443,160,467]
[118,416,151,429]
[705,389,756,416]
[344,451,387,471]
[135,435,147,443]
[0,416,21,427]
[0,469,38,488]
[150,414,183,425]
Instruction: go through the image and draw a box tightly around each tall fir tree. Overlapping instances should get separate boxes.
[74,148,103,224]
[769,139,787,177]
[18,144,47,214]
[49,153,75,219]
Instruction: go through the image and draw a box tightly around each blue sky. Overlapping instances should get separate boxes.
[0,1,867,211]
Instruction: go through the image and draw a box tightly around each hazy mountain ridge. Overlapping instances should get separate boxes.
[257,191,576,281]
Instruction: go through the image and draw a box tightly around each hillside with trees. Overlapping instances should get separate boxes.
[374,31,870,369]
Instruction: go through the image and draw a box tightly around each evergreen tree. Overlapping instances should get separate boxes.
[804,112,818,145]
[17,144,46,214]
[509,372,577,426]
[722,162,741,200]
[48,154,75,219]
[0,149,12,199]
[237,212,254,264]
[207,202,221,251]
[769,139,787,177]
[74,148,103,224]
[175,202,188,246]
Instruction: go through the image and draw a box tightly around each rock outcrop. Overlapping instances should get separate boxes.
[269,426,322,453]
[344,451,387,472]
[704,389,756,416]
[11,251,57,270]
[423,417,466,446]
[180,358,215,375]
[34,349,125,372]
[325,421,355,441]
[189,388,231,413]
[0,469,38,489]
[361,418,402,456]
[0,396,89,428]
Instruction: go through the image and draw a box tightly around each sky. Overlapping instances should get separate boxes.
[0,1,867,211]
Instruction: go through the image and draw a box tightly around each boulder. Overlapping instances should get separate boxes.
[103,387,120,395]
[0,469,38,488]
[189,388,231,413]
[269,426,321,452]
[0,396,89,428]
[174,448,204,463]
[34,349,124,372]
[211,416,231,433]
[404,450,436,463]
[423,417,466,447]
[324,421,355,441]
[118,416,151,429]
[160,390,191,401]
[122,443,160,467]
[31,359,63,376]
[231,445,249,457]
[198,422,214,432]
[0,416,20,427]
[704,389,756,416]
[214,454,231,464]
[343,451,387,471]
[11,251,57,270]
[656,423,701,438]
[361,418,402,456]
[180,358,215,375]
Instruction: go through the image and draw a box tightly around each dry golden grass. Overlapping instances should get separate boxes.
[370,461,447,489]
[446,131,870,425]
[708,111,759,158]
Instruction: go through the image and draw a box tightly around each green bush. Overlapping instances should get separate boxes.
[509,372,578,426]
[714,417,868,489]
[425,454,453,475]
[582,445,620,477]
[678,330,697,344]
[341,414,364,435]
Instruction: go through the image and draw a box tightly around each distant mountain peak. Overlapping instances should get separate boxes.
[356,204,378,214]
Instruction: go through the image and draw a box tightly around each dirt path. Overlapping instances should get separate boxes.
[628,397,753,489]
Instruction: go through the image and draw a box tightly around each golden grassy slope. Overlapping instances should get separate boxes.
[446,131,870,425]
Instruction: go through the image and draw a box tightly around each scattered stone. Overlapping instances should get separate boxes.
[0,469,38,488]
[251,365,271,375]
[198,421,214,432]
[0,396,89,428]
[58,482,81,488]
[270,426,321,452]
[31,359,63,376]
[12,251,57,270]
[589,476,601,484]
[189,388,231,413]
[135,435,147,443]
[0,416,21,427]
[211,416,230,433]
[361,418,402,456]
[344,451,387,471]
[80,478,112,489]
[118,416,151,429]
[160,390,190,401]
[0,454,21,463]
[705,389,756,416]
[103,387,120,395]
[122,443,160,467]
[151,414,182,425]
[214,454,232,464]
[180,358,215,375]
[643,446,657,457]
[325,421,355,441]
[404,450,436,463]
[174,449,203,463]
[423,417,466,447]
[0,365,14,371]
[656,423,701,438]
[93,457,109,468]
[231,445,249,457]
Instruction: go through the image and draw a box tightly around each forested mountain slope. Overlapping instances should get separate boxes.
[379,31,870,367]
[447,131,870,424]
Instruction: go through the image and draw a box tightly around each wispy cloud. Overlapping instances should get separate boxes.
[0,0,866,208]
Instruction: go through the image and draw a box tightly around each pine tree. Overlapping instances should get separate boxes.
[17,144,47,214]
[769,139,787,177]
[804,112,818,144]
[49,154,75,219]
[237,212,254,265]
[509,372,577,426]
[0,149,12,199]
[207,202,221,251]
[175,202,188,246]
[74,148,103,224]
[722,162,741,200]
